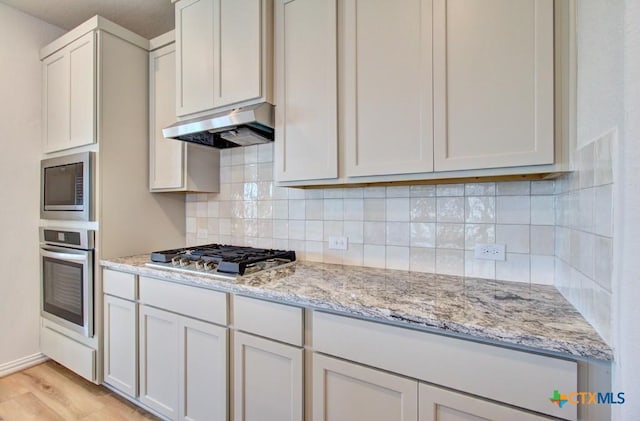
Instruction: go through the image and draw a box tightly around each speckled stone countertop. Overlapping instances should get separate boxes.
[101,256,613,361]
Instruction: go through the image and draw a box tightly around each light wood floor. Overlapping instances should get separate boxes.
[0,361,160,420]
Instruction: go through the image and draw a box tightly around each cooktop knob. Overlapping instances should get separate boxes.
[203,261,216,271]
[194,260,205,270]
[171,256,182,266]
[179,258,191,267]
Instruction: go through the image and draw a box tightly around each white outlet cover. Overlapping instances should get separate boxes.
[328,236,348,250]
[474,243,506,261]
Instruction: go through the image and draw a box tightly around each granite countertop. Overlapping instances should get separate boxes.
[102,256,613,361]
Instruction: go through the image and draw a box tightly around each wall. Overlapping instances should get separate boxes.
[614,0,640,417]
[0,4,63,372]
[186,145,556,286]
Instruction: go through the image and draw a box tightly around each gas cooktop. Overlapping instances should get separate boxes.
[146,244,296,278]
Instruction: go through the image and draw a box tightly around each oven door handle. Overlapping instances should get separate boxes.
[40,248,88,262]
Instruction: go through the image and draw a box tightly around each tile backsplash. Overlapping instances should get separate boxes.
[554,130,615,344]
[185,144,556,286]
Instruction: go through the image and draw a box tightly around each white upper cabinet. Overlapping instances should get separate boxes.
[274,0,338,182]
[175,0,273,117]
[343,0,434,177]
[433,0,554,171]
[216,0,263,107]
[42,31,96,153]
[274,0,557,185]
[175,0,215,116]
[150,42,184,190]
[149,34,220,193]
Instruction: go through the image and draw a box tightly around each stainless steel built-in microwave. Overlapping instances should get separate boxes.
[41,152,94,221]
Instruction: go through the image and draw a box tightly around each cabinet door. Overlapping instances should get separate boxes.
[175,0,215,116]
[234,332,303,421]
[419,383,553,421]
[433,0,554,171]
[42,31,96,153]
[149,43,186,191]
[43,50,70,153]
[313,353,417,421]
[343,0,434,177]
[274,0,338,182]
[103,295,137,398]
[179,317,228,421]
[215,0,263,107]
[139,305,180,420]
[68,32,96,149]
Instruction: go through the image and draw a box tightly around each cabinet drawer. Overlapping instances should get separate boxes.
[233,295,303,346]
[41,326,96,382]
[103,269,137,300]
[312,311,577,421]
[139,276,227,325]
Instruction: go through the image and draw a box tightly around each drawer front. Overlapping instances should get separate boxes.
[233,295,303,346]
[103,269,137,300]
[41,325,96,382]
[139,276,228,325]
[312,311,577,421]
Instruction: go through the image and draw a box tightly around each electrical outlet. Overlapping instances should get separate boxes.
[328,236,348,250]
[474,243,506,261]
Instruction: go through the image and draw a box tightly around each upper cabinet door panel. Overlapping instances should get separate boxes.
[176,0,215,116]
[343,0,434,177]
[43,52,70,153]
[215,0,262,107]
[274,0,338,182]
[150,45,185,191]
[433,0,554,171]
[43,31,95,153]
[69,32,95,149]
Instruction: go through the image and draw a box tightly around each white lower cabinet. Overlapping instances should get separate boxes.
[139,305,180,419]
[102,271,588,421]
[139,305,228,421]
[418,383,553,421]
[312,353,418,421]
[233,331,303,421]
[180,316,228,421]
[103,295,137,398]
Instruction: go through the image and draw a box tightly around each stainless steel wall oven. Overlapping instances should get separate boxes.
[40,227,95,337]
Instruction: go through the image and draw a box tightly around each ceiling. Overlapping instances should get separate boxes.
[0,0,174,39]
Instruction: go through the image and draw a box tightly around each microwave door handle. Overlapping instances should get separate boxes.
[40,249,88,262]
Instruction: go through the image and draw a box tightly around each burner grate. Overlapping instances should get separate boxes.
[150,244,296,275]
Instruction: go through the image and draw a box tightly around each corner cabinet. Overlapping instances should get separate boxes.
[149,32,220,193]
[174,0,273,117]
[42,31,95,153]
[274,0,558,185]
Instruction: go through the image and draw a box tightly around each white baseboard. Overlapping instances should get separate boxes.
[0,353,49,378]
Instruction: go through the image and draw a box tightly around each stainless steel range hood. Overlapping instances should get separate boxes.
[162,102,274,148]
